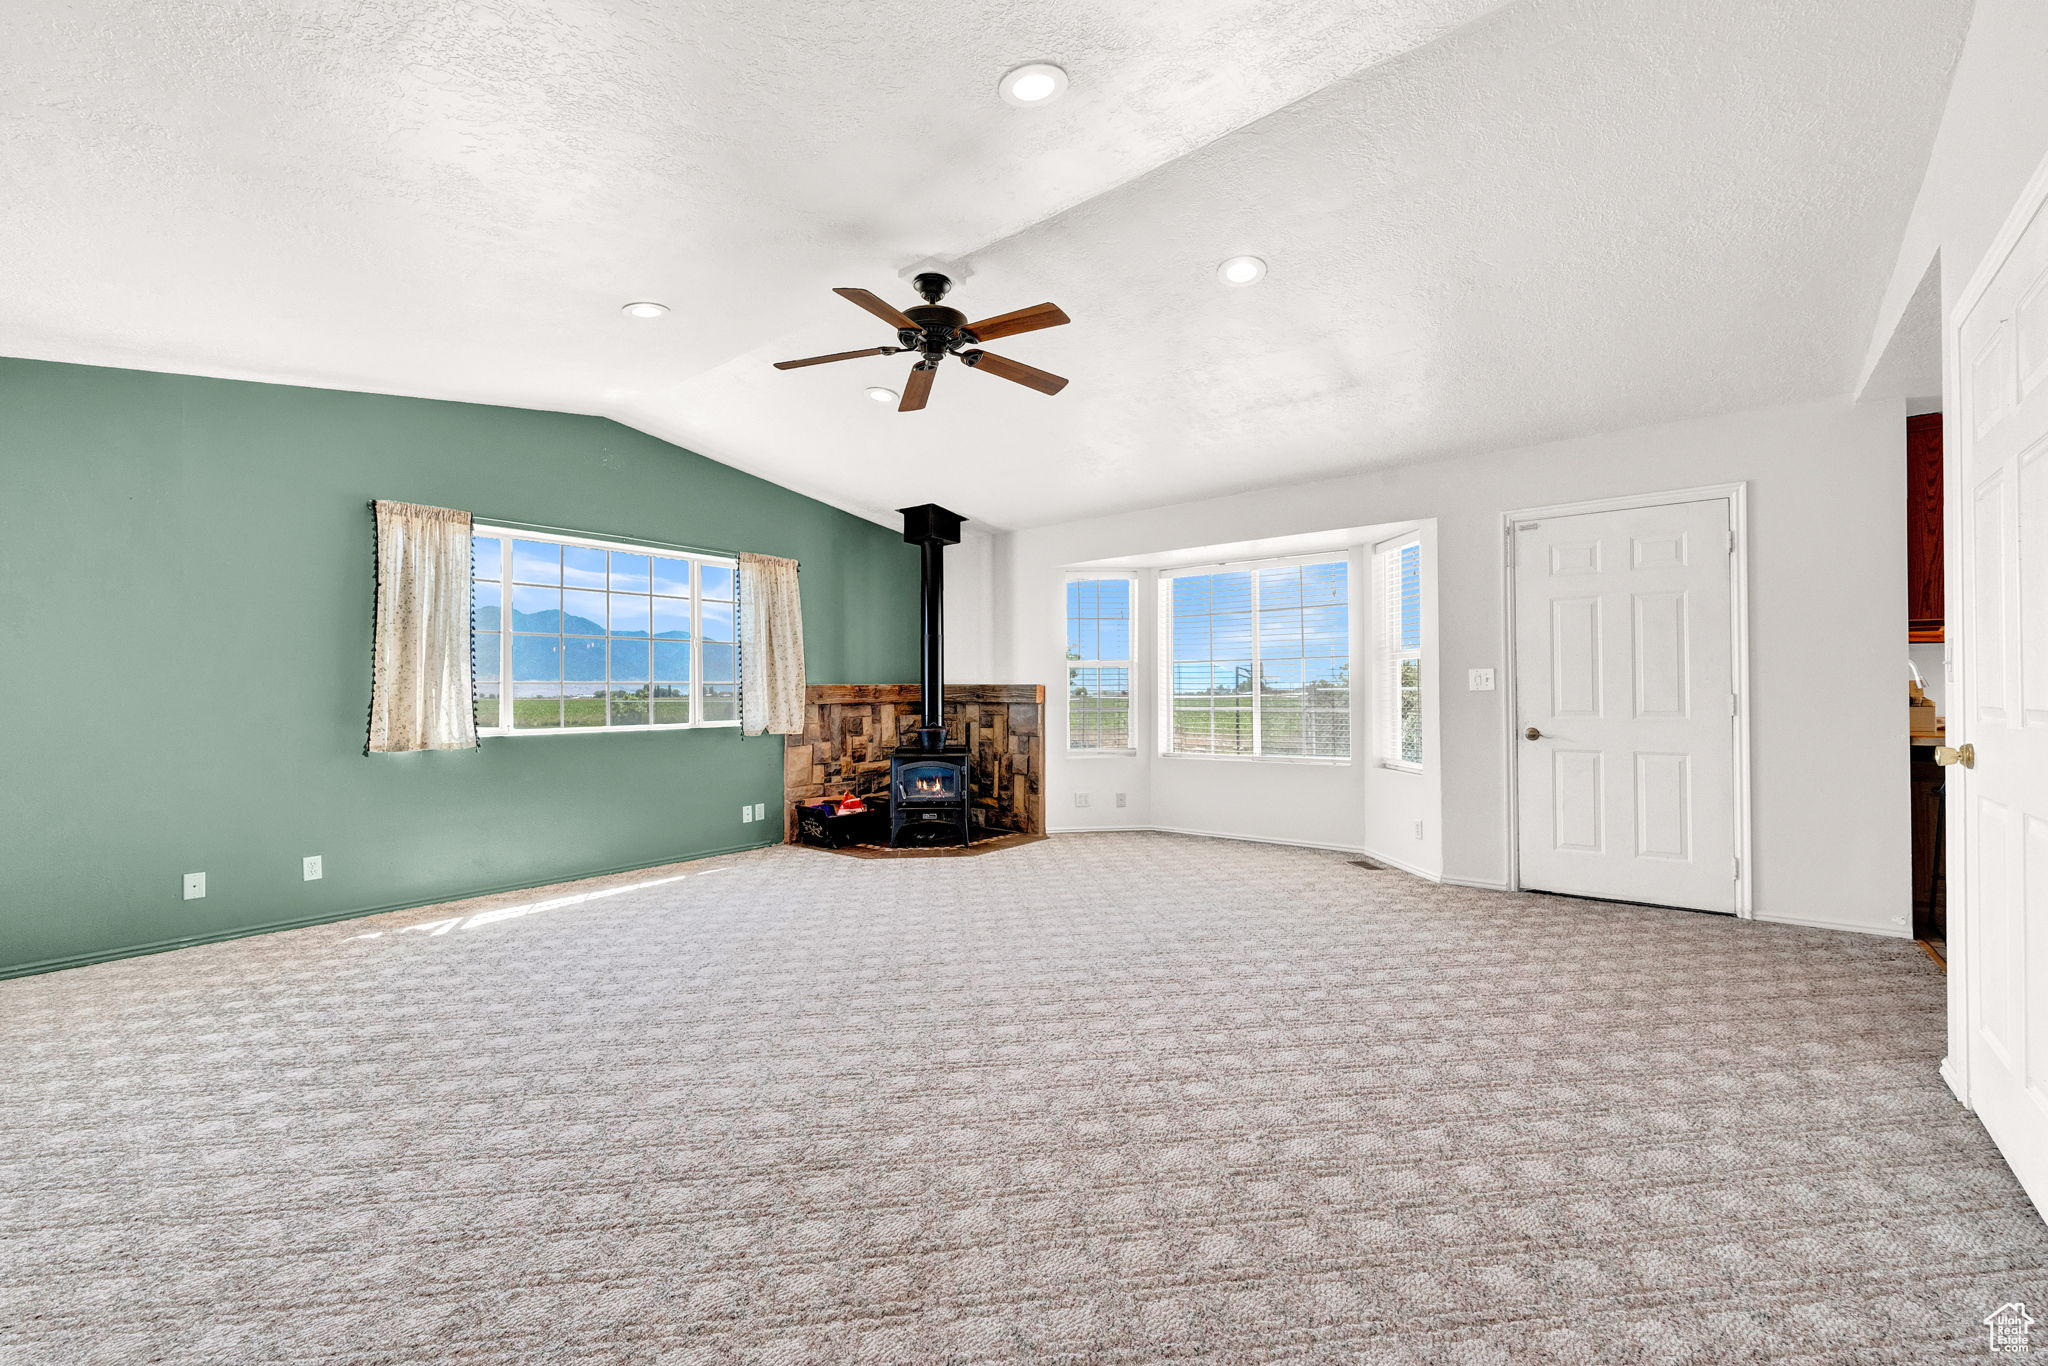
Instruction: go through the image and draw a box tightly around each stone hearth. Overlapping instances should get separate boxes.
[783,684,1044,843]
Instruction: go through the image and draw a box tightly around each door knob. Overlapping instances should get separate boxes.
[1934,742,1976,768]
[1524,726,1543,740]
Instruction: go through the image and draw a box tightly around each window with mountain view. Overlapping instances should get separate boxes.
[470,528,738,733]
[1164,559,1349,759]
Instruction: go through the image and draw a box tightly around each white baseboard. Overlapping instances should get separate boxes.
[1047,823,1366,856]
[1355,845,1443,882]
[1047,826,1484,880]
[1753,912,1912,939]
[1046,824,1152,836]
[1440,874,1512,891]
[1150,825,1366,855]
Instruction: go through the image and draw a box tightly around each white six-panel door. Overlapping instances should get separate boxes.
[1954,162,2048,1209]
[1512,498,1739,913]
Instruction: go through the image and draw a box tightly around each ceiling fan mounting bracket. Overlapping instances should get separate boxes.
[912,272,953,304]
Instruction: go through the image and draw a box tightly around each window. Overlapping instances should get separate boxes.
[471,527,738,734]
[1065,576,1133,750]
[1377,537,1423,768]
[1164,559,1349,759]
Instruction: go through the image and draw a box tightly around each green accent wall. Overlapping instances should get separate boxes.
[0,357,920,976]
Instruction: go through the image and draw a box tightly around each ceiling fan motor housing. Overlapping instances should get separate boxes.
[901,303,968,359]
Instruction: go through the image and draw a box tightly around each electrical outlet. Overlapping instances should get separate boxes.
[753,802,766,821]
[183,871,206,900]
[741,805,754,823]
[1469,668,1495,691]
[1074,793,1091,808]
[1413,820,1425,841]
[302,855,323,881]
[1115,792,1127,808]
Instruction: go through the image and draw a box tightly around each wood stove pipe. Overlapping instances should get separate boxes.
[898,503,966,750]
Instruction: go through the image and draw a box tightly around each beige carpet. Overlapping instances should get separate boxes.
[3,832,2043,1364]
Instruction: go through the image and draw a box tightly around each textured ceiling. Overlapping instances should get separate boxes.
[2,0,1967,528]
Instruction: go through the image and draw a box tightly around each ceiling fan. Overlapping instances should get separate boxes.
[774,272,1070,412]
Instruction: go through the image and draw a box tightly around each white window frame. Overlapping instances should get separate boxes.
[1157,552,1353,764]
[1374,533,1424,772]
[472,523,740,737]
[1063,572,1138,755]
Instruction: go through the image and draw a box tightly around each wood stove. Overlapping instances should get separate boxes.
[889,749,970,846]
[891,503,972,848]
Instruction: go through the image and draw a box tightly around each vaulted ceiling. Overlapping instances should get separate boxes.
[2,0,1969,528]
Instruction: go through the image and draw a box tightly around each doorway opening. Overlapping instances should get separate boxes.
[1905,402,1949,966]
[1862,252,1952,965]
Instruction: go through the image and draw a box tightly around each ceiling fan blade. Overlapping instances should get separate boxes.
[834,287,920,332]
[961,302,1070,342]
[962,349,1068,396]
[899,363,936,412]
[772,346,897,370]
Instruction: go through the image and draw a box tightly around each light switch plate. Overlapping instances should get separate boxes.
[1469,668,1496,691]
[753,802,766,821]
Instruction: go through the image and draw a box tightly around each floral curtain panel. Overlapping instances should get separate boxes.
[367,500,477,753]
[738,552,806,736]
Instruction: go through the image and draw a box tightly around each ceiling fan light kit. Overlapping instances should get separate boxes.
[773,272,1070,413]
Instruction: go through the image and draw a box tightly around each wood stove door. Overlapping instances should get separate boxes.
[895,761,962,804]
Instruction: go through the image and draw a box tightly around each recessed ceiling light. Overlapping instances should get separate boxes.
[1217,256,1267,286]
[999,63,1068,107]
[621,301,669,318]
[865,386,898,404]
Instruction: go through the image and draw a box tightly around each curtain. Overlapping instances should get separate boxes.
[739,552,806,736]
[367,500,477,753]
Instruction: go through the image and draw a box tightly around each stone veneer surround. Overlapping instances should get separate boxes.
[783,684,1044,841]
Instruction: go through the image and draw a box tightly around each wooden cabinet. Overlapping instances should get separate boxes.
[1908,412,1943,640]
[1910,745,1946,942]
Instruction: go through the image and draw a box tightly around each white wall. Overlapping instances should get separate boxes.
[1869,0,2048,369]
[942,526,1000,683]
[996,395,1910,936]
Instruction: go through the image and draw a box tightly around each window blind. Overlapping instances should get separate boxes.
[1164,559,1349,759]
[1378,540,1423,767]
[1066,577,1133,750]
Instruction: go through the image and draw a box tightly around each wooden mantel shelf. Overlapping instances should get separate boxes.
[806,683,1045,706]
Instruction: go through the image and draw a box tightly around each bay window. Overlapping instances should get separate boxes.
[1162,558,1350,759]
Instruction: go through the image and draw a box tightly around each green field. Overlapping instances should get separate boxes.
[477,688,700,729]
